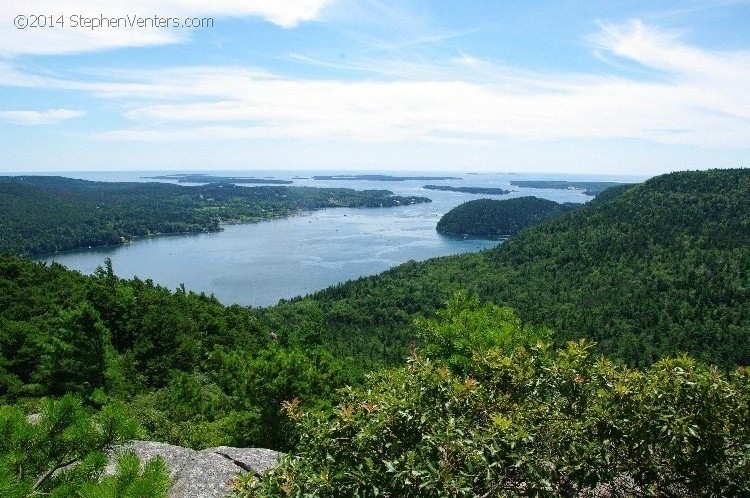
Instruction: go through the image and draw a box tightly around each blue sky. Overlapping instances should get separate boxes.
[1,0,749,174]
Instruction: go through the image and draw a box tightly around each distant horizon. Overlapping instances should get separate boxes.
[0,167,658,181]
[0,164,742,178]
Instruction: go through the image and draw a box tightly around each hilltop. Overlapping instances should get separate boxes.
[436,196,580,237]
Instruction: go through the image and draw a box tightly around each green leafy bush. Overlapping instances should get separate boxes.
[416,292,549,375]
[236,299,750,497]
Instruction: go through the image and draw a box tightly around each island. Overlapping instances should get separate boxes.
[143,174,293,184]
[0,176,430,256]
[509,180,629,196]
[436,196,580,237]
[423,185,511,195]
[312,174,460,181]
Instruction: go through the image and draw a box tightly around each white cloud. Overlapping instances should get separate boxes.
[3,20,750,150]
[0,108,85,125]
[592,20,750,120]
[0,0,334,56]
[101,79,709,145]
[201,0,336,28]
[91,21,750,149]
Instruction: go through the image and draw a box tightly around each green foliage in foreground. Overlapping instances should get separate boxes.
[131,346,354,451]
[236,296,750,497]
[0,176,430,257]
[0,395,169,497]
[435,196,579,237]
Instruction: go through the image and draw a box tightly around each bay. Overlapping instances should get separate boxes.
[39,170,642,306]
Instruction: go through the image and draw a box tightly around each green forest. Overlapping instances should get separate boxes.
[1,169,749,496]
[0,176,429,257]
[436,196,580,237]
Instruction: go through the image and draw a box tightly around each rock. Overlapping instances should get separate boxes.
[108,441,283,498]
[204,446,281,476]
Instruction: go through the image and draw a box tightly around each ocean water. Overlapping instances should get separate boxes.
[37,170,642,306]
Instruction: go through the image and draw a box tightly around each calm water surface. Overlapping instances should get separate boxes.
[39,171,642,306]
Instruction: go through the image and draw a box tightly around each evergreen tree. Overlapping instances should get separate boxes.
[42,304,112,397]
[0,395,169,497]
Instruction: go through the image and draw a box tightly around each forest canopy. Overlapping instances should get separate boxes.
[436,196,580,237]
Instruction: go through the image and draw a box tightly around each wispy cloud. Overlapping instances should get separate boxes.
[355,28,480,54]
[0,0,335,56]
[0,108,85,125]
[640,0,750,23]
[4,20,750,150]
[592,20,750,118]
[83,21,750,148]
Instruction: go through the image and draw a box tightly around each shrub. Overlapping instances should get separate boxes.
[235,297,750,497]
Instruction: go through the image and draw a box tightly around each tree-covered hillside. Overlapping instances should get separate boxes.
[436,197,580,237]
[1,168,749,463]
[0,176,429,257]
[0,255,361,452]
[271,169,750,369]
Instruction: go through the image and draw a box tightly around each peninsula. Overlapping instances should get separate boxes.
[0,176,430,256]
[510,180,629,196]
[423,185,511,195]
[143,174,293,184]
[312,174,460,181]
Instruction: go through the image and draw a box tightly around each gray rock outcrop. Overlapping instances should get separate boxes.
[108,441,283,498]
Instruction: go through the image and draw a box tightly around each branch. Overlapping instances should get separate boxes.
[33,456,79,491]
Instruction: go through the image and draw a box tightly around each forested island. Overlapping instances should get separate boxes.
[510,180,630,196]
[422,184,511,195]
[143,174,293,184]
[436,196,580,237]
[2,169,750,496]
[312,174,460,181]
[0,176,430,257]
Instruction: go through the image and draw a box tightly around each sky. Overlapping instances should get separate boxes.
[1,0,749,175]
